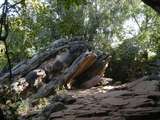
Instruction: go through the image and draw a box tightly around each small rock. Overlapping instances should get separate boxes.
[52,95,76,104]
[42,102,66,117]
[63,95,76,104]
[51,95,64,102]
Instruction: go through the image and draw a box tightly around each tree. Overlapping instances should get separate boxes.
[0,0,159,83]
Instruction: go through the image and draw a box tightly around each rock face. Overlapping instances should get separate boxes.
[11,69,46,96]
[52,77,160,120]
[0,38,111,98]
[2,37,160,120]
[20,75,160,120]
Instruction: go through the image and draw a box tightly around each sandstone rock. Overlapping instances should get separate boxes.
[20,76,160,120]
[131,80,159,93]
[42,102,66,117]
[52,95,76,105]
[120,107,160,120]
[125,97,154,108]
[101,97,128,106]
[71,53,111,88]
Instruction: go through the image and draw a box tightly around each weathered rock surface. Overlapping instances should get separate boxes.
[42,102,67,117]
[51,95,76,105]
[20,75,160,120]
[1,38,160,120]
[0,38,110,98]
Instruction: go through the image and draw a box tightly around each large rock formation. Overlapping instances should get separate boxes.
[0,38,111,98]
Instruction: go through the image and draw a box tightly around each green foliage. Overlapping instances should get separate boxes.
[107,39,148,82]
[0,43,7,69]
[0,85,22,120]
[0,0,159,82]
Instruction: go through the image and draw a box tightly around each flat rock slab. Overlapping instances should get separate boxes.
[21,78,160,120]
